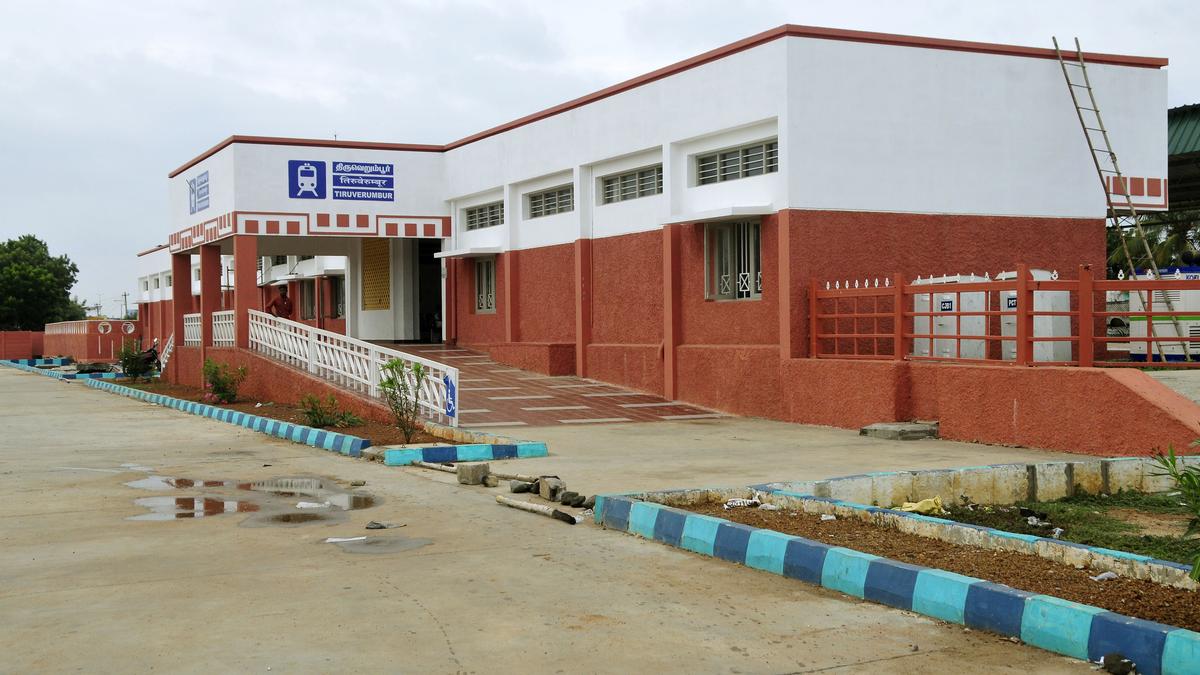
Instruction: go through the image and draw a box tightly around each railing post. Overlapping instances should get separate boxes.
[892,272,904,360]
[1078,264,1094,367]
[306,329,318,374]
[1015,263,1031,365]
[367,348,379,398]
[809,277,819,358]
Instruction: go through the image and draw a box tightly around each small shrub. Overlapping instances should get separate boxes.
[1152,446,1200,581]
[379,360,426,443]
[202,358,247,404]
[117,340,152,381]
[299,394,363,429]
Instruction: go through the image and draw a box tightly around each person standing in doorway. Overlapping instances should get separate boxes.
[266,285,294,319]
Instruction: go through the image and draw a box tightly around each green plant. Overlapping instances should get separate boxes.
[299,394,363,429]
[379,359,426,443]
[117,340,152,381]
[201,358,247,404]
[1152,446,1200,580]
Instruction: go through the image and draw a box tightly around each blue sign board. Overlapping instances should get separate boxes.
[443,375,457,418]
[288,160,327,199]
[188,171,210,215]
[939,299,954,311]
[1006,296,1018,309]
[332,161,394,201]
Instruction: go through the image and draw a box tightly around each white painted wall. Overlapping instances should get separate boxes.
[160,31,1167,273]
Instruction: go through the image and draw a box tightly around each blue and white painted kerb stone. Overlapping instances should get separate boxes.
[84,380,370,457]
[383,442,548,466]
[594,496,1200,675]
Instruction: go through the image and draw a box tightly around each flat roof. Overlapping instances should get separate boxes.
[169,24,1168,178]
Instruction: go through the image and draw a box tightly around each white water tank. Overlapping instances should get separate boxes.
[911,274,988,360]
[997,269,1071,362]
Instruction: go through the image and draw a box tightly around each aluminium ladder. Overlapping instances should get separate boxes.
[1052,37,1190,361]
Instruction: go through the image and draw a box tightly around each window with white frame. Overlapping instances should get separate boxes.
[705,220,761,301]
[166,274,172,287]
[272,255,288,266]
[696,140,779,185]
[600,165,663,204]
[142,280,149,291]
[527,185,573,218]
[465,201,504,230]
[152,278,159,289]
[475,258,496,313]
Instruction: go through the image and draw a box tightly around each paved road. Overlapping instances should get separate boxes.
[0,368,1089,673]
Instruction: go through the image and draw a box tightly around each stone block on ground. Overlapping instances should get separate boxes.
[858,422,938,441]
[559,490,579,505]
[510,480,534,493]
[456,462,490,485]
[483,474,500,488]
[538,477,565,501]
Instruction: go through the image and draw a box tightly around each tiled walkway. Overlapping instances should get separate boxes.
[394,344,723,429]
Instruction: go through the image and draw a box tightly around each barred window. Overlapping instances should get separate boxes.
[465,201,504,230]
[705,220,761,301]
[475,258,496,313]
[600,165,663,204]
[696,140,778,185]
[272,255,288,266]
[527,185,574,218]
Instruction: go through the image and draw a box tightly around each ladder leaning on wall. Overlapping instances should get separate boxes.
[1052,36,1190,361]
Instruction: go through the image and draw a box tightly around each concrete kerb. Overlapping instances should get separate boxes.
[83,379,370,458]
[381,441,549,466]
[2,360,72,380]
[593,493,1200,675]
[1,359,127,381]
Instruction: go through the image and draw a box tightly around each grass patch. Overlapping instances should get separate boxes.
[943,490,1199,565]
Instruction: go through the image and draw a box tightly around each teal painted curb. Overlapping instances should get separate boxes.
[1,360,71,379]
[1,360,126,380]
[383,441,548,466]
[595,495,1200,675]
[84,379,370,458]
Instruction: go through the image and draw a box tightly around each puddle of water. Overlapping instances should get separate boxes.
[327,535,432,555]
[125,474,377,525]
[128,497,259,521]
[272,513,327,524]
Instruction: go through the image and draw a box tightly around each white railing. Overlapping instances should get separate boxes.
[183,314,201,346]
[212,310,235,347]
[159,333,174,372]
[44,321,91,335]
[247,309,459,426]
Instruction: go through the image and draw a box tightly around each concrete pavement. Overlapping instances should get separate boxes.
[0,368,1089,673]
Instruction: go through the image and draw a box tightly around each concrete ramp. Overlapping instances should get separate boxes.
[1147,370,1200,406]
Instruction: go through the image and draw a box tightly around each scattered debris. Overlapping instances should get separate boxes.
[496,494,578,524]
[296,501,330,509]
[820,514,837,522]
[538,477,566,502]
[1099,652,1136,675]
[1090,571,1119,582]
[349,480,366,487]
[365,520,404,530]
[325,536,367,543]
[510,480,534,493]
[482,474,500,488]
[559,490,580,505]
[724,493,764,510]
[581,495,596,510]
[758,503,780,511]
[899,496,946,515]
[1050,527,1065,539]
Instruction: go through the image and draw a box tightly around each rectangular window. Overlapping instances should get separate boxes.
[600,165,663,204]
[152,278,159,289]
[166,274,172,287]
[527,185,574,219]
[465,201,504,230]
[194,269,201,281]
[475,258,496,313]
[705,220,761,301]
[696,140,778,185]
[272,255,288,266]
[329,276,345,318]
[298,255,314,262]
[299,279,316,320]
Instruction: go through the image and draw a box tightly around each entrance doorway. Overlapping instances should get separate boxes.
[416,239,443,343]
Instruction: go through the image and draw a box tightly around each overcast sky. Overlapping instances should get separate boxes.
[0,0,1196,317]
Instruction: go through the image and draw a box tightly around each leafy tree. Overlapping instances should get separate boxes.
[0,235,87,330]
[1107,210,1200,275]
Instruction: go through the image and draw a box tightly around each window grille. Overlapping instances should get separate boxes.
[166,274,172,287]
[697,140,778,185]
[600,165,663,204]
[527,185,574,218]
[465,201,504,230]
[475,258,496,313]
[705,220,762,301]
[272,255,288,266]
